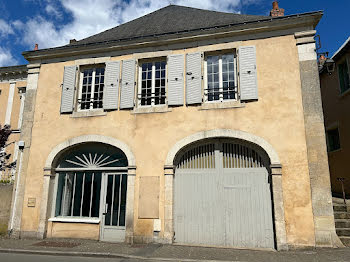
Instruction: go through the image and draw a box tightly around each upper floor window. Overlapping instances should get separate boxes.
[338,59,350,94]
[138,60,166,106]
[205,53,237,102]
[326,128,341,152]
[78,67,105,110]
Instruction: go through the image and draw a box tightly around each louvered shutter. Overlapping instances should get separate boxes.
[120,59,135,109]
[239,46,258,101]
[103,61,120,110]
[186,53,202,105]
[60,66,77,114]
[168,54,184,106]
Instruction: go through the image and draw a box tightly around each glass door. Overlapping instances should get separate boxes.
[100,173,128,242]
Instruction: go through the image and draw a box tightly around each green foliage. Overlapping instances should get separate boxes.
[0,124,16,172]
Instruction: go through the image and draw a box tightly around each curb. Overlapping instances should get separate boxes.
[0,248,237,262]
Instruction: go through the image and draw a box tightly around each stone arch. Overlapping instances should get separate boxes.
[163,129,287,250]
[45,134,136,170]
[165,129,280,167]
[39,135,136,243]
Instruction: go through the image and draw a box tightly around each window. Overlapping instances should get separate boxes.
[78,67,105,110]
[138,60,166,106]
[205,53,237,102]
[326,128,341,152]
[338,59,350,94]
[53,143,128,220]
[55,172,102,217]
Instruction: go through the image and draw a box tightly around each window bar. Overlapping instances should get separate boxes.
[70,173,77,216]
[89,173,95,217]
[239,145,243,168]
[80,173,85,217]
[61,173,68,216]
[117,175,122,226]
[110,175,116,226]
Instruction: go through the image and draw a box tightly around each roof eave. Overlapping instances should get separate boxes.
[22,11,323,62]
[332,36,350,61]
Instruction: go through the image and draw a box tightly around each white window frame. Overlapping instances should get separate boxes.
[204,51,238,103]
[137,59,167,107]
[78,66,105,111]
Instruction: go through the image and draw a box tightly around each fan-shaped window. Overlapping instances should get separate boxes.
[56,143,128,169]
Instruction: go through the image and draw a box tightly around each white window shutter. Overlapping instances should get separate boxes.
[60,66,77,114]
[103,61,120,110]
[120,59,136,109]
[167,54,184,106]
[186,52,202,105]
[239,46,258,101]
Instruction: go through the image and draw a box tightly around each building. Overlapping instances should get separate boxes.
[5,3,341,250]
[0,65,27,234]
[319,37,350,197]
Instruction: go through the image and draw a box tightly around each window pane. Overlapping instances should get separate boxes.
[56,172,102,218]
[82,174,92,217]
[72,173,83,216]
[339,62,350,93]
[119,174,128,226]
[91,173,101,217]
[93,68,104,109]
[327,129,341,152]
[55,174,65,216]
[112,175,121,226]
[105,175,113,225]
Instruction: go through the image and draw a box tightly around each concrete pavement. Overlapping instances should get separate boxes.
[0,238,349,262]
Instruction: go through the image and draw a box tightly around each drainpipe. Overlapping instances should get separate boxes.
[9,146,24,236]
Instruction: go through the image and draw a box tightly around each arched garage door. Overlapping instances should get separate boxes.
[174,139,275,249]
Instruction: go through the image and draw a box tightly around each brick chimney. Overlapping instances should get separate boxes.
[34,43,38,50]
[270,1,285,17]
[69,39,77,44]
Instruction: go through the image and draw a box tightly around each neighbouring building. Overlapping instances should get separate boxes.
[319,37,350,197]
[0,65,27,234]
[5,2,342,250]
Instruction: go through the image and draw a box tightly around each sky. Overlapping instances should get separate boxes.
[0,0,349,67]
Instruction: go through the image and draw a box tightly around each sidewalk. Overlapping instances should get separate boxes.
[0,237,349,262]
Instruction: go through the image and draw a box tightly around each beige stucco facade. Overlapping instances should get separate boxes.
[5,8,340,250]
[0,77,27,181]
[19,35,313,247]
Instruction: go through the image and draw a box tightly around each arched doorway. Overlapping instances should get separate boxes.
[173,138,275,249]
[52,142,129,242]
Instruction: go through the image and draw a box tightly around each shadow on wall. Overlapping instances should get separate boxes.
[0,184,13,235]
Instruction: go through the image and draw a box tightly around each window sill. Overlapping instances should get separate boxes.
[328,148,342,154]
[340,88,350,98]
[48,217,100,224]
[132,105,171,114]
[70,109,107,118]
[199,101,245,110]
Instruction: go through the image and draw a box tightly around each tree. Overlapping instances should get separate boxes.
[0,124,16,172]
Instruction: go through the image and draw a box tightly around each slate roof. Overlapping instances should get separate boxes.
[70,5,269,46]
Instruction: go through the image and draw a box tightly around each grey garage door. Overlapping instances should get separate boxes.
[174,141,275,249]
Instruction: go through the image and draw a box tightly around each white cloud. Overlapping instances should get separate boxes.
[0,19,14,37]
[45,3,63,19]
[19,0,259,50]
[0,47,18,67]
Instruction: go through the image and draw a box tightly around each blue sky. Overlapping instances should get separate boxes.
[0,0,348,67]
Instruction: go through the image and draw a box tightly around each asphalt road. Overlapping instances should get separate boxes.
[0,253,157,262]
